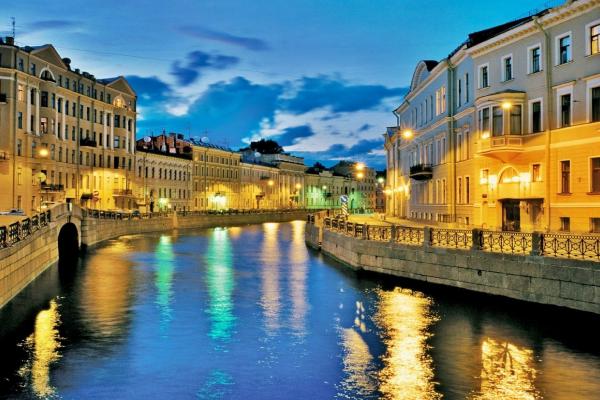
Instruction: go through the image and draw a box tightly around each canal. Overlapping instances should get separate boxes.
[1,221,600,399]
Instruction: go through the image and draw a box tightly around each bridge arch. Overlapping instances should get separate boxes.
[58,222,79,263]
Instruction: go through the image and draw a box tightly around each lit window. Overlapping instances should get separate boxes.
[560,217,570,232]
[560,160,570,194]
[532,164,541,182]
[560,94,571,127]
[591,157,600,193]
[590,24,600,55]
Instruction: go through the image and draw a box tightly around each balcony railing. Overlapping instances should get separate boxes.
[409,164,433,181]
[41,183,65,192]
[80,138,97,147]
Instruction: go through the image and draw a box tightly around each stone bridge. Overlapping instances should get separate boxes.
[0,204,308,309]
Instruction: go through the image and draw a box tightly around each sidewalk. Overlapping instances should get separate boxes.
[347,214,431,228]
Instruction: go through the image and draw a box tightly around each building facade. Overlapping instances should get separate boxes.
[0,41,137,213]
[135,135,193,212]
[386,0,600,233]
[240,161,280,209]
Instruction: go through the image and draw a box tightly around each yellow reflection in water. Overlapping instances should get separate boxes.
[19,299,62,398]
[470,338,540,400]
[375,288,441,400]
[289,220,307,336]
[339,327,377,397]
[206,228,235,340]
[261,222,281,333]
[155,235,175,333]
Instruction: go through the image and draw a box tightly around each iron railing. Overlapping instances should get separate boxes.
[481,230,532,255]
[431,228,472,249]
[394,226,424,245]
[542,233,600,261]
[0,210,51,248]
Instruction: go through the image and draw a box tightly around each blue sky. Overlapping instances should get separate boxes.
[3,0,557,168]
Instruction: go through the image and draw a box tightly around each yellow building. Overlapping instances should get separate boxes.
[240,161,280,209]
[191,140,241,211]
[0,40,137,213]
[385,0,600,233]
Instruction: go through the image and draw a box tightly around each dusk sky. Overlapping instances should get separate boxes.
[3,0,556,168]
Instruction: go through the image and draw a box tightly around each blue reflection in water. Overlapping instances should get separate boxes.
[205,228,235,341]
[154,235,175,335]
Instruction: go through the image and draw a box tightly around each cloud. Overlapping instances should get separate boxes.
[275,125,315,147]
[179,26,268,51]
[26,20,82,33]
[283,76,407,113]
[171,50,240,86]
[125,75,175,104]
[358,123,373,132]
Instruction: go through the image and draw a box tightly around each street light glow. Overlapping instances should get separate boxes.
[356,172,364,179]
[377,177,385,184]
[39,148,49,158]
[402,129,413,139]
[268,179,274,186]
[502,101,512,110]
[355,162,365,171]
[295,183,302,190]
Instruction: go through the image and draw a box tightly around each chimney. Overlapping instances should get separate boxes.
[5,36,14,46]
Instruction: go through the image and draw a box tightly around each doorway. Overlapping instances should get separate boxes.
[502,200,520,231]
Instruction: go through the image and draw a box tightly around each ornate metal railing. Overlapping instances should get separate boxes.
[0,210,51,248]
[394,226,424,245]
[542,233,600,261]
[366,225,392,241]
[481,230,532,255]
[431,228,472,249]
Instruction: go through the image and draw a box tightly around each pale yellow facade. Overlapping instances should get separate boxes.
[0,42,137,214]
[386,0,600,233]
[240,162,280,209]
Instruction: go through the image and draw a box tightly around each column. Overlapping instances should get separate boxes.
[55,97,59,138]
[125,118,130,153]
[102,111,107,148]
[61,97,66,139]
[110,113,114,150]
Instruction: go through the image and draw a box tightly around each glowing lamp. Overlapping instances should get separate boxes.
[481,131,490,139]
[268,179,274,186]
[322,185,327,190]
[402,129,413,139]
[377,177,385,184]
[295,183,302,190]
[356,172,364,179]
[39,148,49,158]
[502,101,512,110]
[355,162,365,171]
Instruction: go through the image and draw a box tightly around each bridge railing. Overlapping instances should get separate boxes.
[308,214,600,262]
[0,210,51,248]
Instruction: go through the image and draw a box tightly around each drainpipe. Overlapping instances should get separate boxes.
[534,16,552,232]
[12,48,18,208]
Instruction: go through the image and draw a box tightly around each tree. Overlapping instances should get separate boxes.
[312,162,326,171]
[249,139,284,154]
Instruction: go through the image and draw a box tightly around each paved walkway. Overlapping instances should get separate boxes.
[347,214,430,227]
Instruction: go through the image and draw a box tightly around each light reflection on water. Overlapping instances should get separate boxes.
[1,221,600,399]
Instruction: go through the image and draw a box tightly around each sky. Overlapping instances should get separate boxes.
[3,0,559,169]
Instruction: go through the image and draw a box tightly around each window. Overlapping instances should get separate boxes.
[40,117,48,134]
[531,100,542,133]
[41,91,48,107]
[30,63,36,75]
[17,85,24,102]
[17,112,23,129]
[492,106,503,136]
[530,46,541,73]
[560,217,570,232]
[17,58,24,71]
[532,164,541,182]
[457,177,463,204]
[479,107,490,134]
[465,177,470,204]
[557,33,572,65]
[502,55,513,81]
[587,21,600,56]
[592,87,600,122]
[592,218,600,233]
[560,160,570,194]
[465,73,470,102]
[480,169,489,184]
[510,105,522,135]
[560,94,571,127]
[480,64,489,88]
[457,79,462,107]
[591,157,600,193]
[17,139,22,156]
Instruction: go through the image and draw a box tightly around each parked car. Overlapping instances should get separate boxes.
[0,208,26,216]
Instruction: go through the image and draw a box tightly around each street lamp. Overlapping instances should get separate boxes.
[402,129,413,139]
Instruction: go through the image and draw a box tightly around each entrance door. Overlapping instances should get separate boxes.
[502,200,520,231]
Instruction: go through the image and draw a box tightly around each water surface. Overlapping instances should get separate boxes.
[1,221,599,399]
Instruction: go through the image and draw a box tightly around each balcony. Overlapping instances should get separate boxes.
[113,189,133,197]
[478,135,524,162]
[0,93,7,104]
[40,184,64,192]
[409,164,433,181]
[80,138,97,147]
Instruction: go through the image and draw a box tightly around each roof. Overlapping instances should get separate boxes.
[466,8,550,48]
[189,138,234,152]
[422,60,439,71]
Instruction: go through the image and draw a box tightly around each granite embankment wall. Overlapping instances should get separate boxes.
[0,207,307,309]
[306,224,600,314]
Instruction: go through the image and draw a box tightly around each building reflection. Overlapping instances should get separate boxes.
[375,288,441,400]
[205,228,235,341]
[288,220,307,337]
[470,338,539,400]
[79,240,135,338]
[155,235,175,334]
[18,299,62,398]
[261,222,281,334]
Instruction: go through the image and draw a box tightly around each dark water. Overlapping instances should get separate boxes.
[1,221,600,400]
